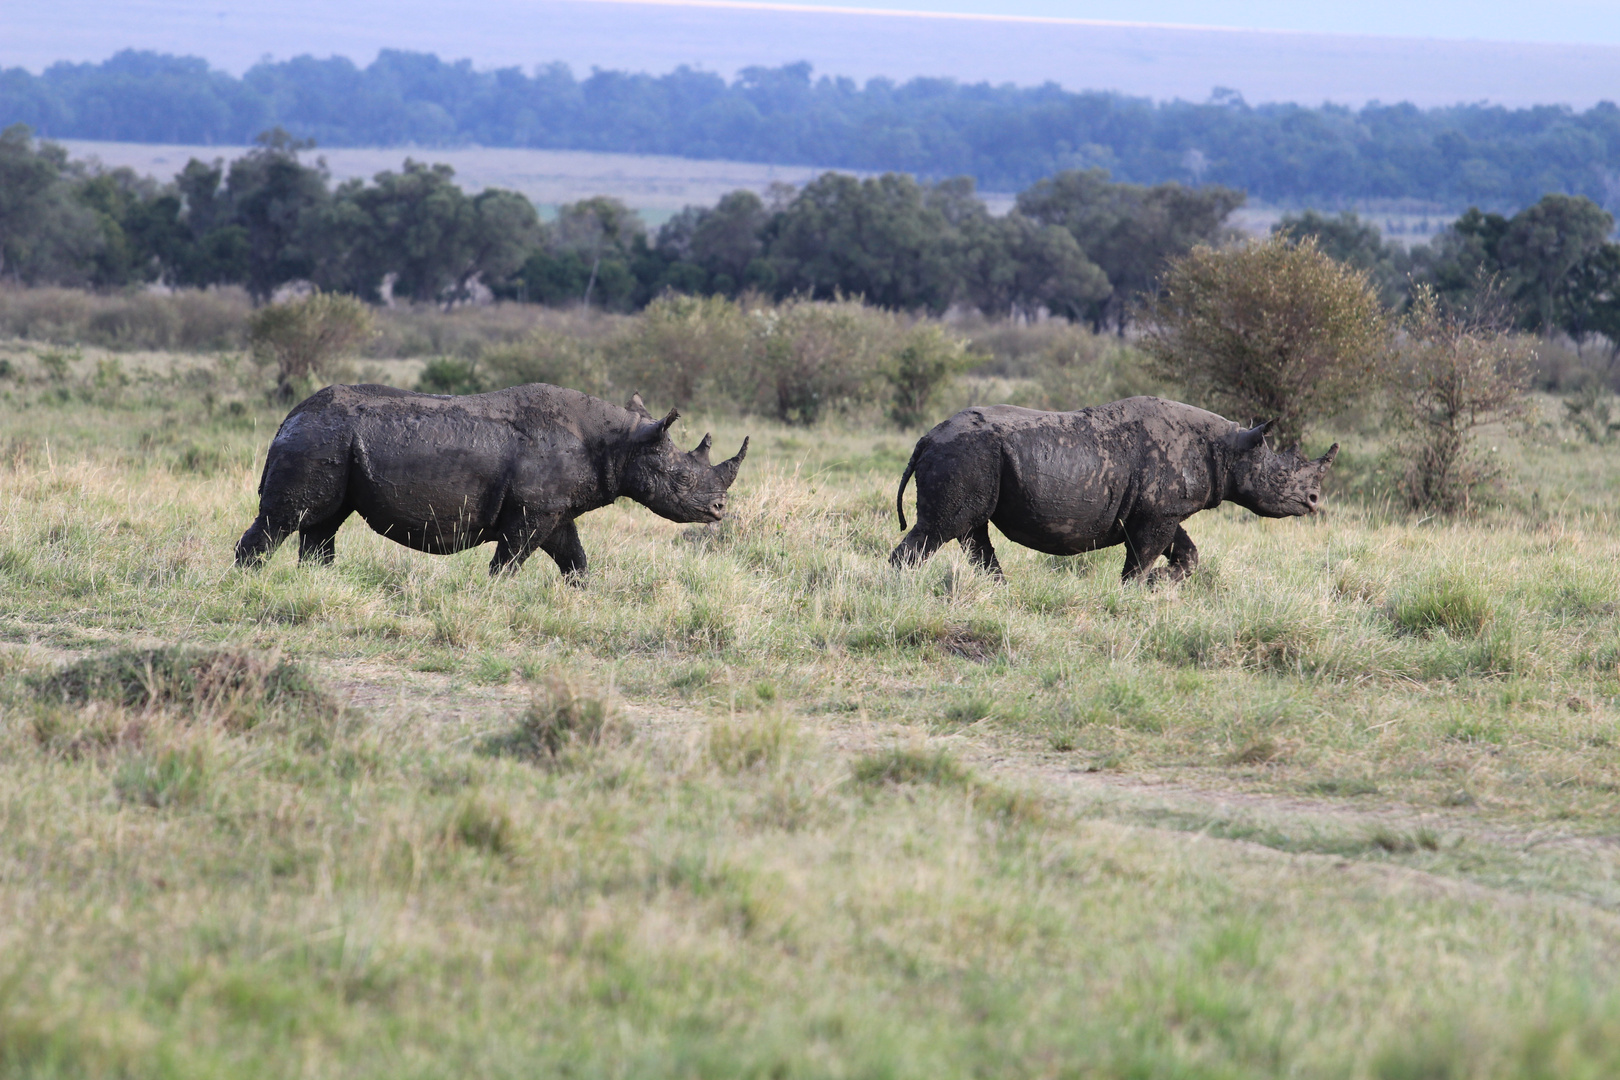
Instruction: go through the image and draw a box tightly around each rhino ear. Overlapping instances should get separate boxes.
[1317,443,1340,467]
[1232,419,1274,452]
[691,432,713,464]
[634,407,681,444]
[626,392,654,420]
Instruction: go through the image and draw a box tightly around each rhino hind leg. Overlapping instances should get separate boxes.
[235,514,293,568]
[539,519,589,585]
[889,524,949,569]
[297,508,353,566]
[961,523,1005,580]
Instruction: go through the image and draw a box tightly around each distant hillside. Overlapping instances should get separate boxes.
[7,51,1620,212]
[8,0,1620,109]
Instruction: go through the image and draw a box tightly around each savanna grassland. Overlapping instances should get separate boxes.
[2,328,1620,1079]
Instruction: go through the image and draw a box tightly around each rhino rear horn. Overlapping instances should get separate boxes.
[1318,443,1340,467]
[626,392,654,419]
[715,437,750,488]
[1233,419,1275,452]
[691,432,714,464]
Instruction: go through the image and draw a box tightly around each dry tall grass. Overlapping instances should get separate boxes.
[1,338,1619,1075]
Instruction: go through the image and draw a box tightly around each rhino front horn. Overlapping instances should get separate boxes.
[715,437,750,488]
[1318,443,1340,466]
[691,432,714,464]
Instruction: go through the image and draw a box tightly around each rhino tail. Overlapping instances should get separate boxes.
[895,455,919,532]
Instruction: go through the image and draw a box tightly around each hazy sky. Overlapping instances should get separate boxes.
[680,0,1620,45]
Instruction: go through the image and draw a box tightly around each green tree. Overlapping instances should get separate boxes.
[1559,242,1620,366]
[552,196,646,310]
[767,172,959,313]
[1497,193,1613,334]
[1017,169,1244,331]
[226,129,331,301]
[1141,234,1389,446]
[0,124,102,284]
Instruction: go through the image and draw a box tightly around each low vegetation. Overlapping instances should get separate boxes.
[1,301,1619,1075]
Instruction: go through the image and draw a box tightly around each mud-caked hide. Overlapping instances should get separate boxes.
[234,384,749,581]
[890,395,1338,583]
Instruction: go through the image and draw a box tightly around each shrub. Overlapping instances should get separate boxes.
[416,357,485,395]
[248,290,374,400]
[886,324,983,428]
[607,293,749,406]
[1141,234,1389,445]
[480,332,609,396]
[1564,386,1620,444]
[0,285,250,351]
[744,299,897,424]
[1390,286,1534,513]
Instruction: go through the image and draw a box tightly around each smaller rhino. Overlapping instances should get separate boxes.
[235,383,748,582]
[891,396,1337,582]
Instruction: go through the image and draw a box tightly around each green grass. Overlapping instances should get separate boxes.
[3,343,1620,1076]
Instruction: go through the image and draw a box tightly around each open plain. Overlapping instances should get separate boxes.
[2,335,1620,1077]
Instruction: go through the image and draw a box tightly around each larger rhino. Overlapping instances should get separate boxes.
[235,383,748,581]
[890,396,1337,582]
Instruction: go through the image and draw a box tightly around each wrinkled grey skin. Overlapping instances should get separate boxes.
[890,396,1338,582]
[235,383,749,581]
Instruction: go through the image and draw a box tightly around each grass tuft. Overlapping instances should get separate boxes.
[483,674,624,763]
[708,712,798,773]
[1389,574,1494,636]
[852,746,972,788]
[28,646,337,732]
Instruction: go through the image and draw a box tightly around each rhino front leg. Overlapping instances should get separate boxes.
[1120,519,1179,583]
[1163,525,1199,582]
[539,519,589,586]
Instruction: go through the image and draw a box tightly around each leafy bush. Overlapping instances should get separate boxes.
[886,324,983,428]
[744,299,898,424]
[416,357,485,395]
[607,294,749,406]
[1141,234,1389,445]
[248,290,374,399]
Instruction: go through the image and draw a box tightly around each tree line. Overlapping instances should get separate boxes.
[5,50,1620,209]
[0,124,1242,328]
[3,122,1618,351]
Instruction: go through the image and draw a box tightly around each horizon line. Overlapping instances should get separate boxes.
[564,0,1604,48]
